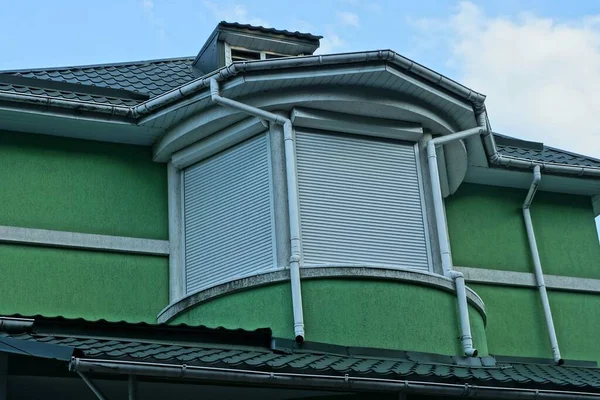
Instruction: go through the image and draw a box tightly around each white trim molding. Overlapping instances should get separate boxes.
[168,161,185,302]
[456,266,600,294]
[0,225,169,256]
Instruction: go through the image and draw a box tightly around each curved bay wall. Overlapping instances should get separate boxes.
[170,277,488,356]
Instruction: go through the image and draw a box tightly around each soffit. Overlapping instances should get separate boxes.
[142,64,475,133]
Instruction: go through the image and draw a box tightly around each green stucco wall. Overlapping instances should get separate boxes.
[0,130,168,239]
[445,183,600,278]
[0,243,168,323]
[471,283,600,363]
[171,279,488,356]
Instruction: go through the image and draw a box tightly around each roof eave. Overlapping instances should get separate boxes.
[134,50,486,118]
[70,357,600,399]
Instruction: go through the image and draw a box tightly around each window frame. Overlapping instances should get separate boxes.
[224,42,293,65]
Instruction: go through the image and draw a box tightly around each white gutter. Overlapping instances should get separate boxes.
[481,121,600,178]
[209,78,305,342]
[0,90,132,118]
[427,120,487,357]
[130,50,486,117]
[523,166,563,365]
[71,357,600,399]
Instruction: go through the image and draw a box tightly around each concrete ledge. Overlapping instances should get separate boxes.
[0,225,169,256]
[456,266,600,294]
[157,266,486,323]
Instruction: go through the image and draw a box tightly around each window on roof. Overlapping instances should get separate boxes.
[224,43,292,65]
[231,48,261,62]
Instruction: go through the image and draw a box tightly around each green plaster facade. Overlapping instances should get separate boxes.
[0,130,168,239]
[445,183,600,278]
[446,183,600,363]
[0,243,168,323]
[0,131,170,323]
[171,279,488,356]
[471,284,600,363]
[0,129,599,363]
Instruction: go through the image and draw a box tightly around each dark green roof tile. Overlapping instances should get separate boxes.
[0,57,194,106]
[391,361,414,375]
[3,330,600,393]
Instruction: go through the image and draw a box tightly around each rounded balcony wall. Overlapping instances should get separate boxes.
[163,268,488,357]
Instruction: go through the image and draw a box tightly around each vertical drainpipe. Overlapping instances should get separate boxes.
[522,166,563,365]
[426,127,483,357]
[427,106,490,356]
[209,78,305,342]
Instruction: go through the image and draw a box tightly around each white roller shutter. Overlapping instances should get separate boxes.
[184,134,275,294]
[295,131,430,271]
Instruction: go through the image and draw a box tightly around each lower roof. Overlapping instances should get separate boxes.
[494,133,600,170]
[1,315,600,397]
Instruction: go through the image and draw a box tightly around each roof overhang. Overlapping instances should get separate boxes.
[2,315,599,398]
[1,49,598,188]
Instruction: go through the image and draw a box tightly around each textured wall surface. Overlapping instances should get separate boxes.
[0,244,168,323]
[0,130,168,239]
[0,131,170,322]
[445,183,600,278]
[471,284,600,363]
[171,279,488,356]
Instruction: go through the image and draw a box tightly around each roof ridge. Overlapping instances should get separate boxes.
[0,56,195,74]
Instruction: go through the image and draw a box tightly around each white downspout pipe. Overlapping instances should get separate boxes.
[427,124,486,357]
[523,166,563,365]
[209,78,305,342]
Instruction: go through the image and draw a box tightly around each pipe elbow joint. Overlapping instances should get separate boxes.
[209,78,220,101]
[533,165,542,183]
[447,270,463,280]
[464,347,478,357]
[294,329,305,344]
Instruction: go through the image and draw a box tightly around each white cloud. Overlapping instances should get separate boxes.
[337,11,360,27]
[366,3,382,14]
[202,1,269,27]
[142,0,154,10]
[412,1,600,158]
[316,34,345,55]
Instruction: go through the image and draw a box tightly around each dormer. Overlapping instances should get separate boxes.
[191,21,322,76]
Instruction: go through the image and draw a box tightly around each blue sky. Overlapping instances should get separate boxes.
[0,1,596,74]
[1,0,600,232]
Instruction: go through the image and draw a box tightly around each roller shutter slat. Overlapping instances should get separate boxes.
[296,131,430,271]
[184,134,274,294]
